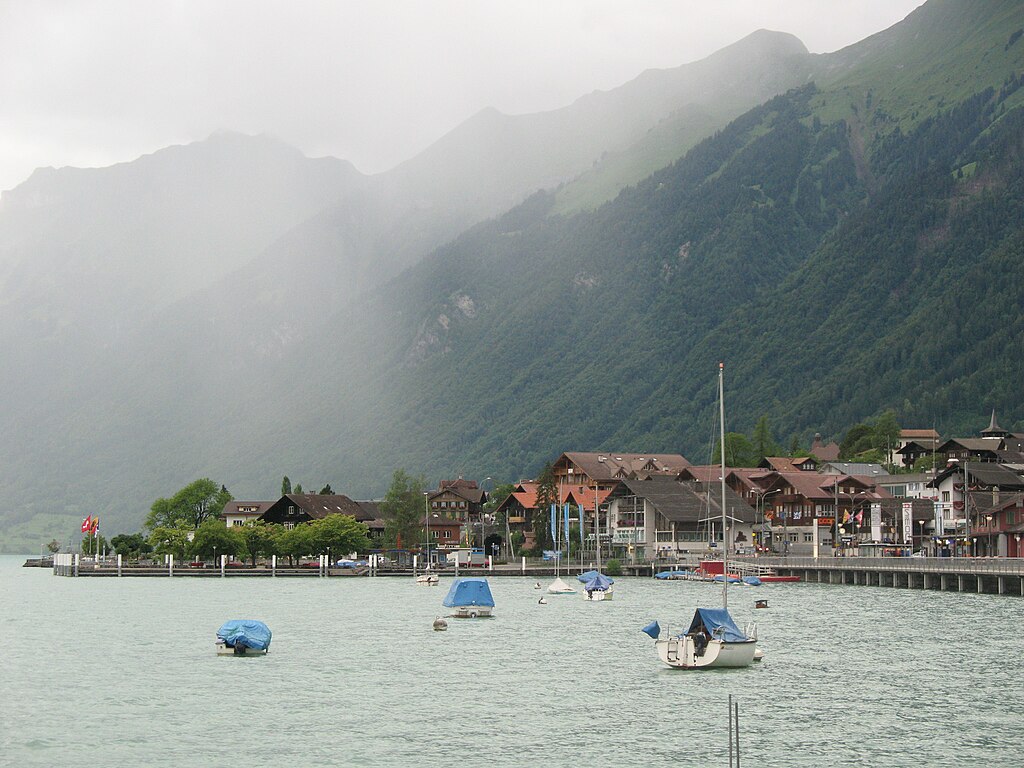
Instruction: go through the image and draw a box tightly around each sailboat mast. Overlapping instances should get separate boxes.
[719,361,729,610]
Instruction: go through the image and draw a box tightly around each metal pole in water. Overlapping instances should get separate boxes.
[734,698,741,767]
[728,694,734,768]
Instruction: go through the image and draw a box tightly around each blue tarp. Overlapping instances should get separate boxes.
[685,608,749,643]
[582,573,613,592]
[742,575,762,586]
[217,620,272,651]
[577,570,615,584]
[641,620,661,639]
[442,577,495,608]
[712,574,742,583]
[654,570,697,580]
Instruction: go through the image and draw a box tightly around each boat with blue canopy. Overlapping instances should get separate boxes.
[581,571,614,601]
[644,364,760,669]
[577,570,614,584]
[442,577,495,618]
[216,620,272,656]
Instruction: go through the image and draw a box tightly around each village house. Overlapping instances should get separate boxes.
[258,493,376,528]
[889,428,940,467]
[221,500,275,527]
[492,481,540,552]
[427,478,486,544]
[604,475,756,561]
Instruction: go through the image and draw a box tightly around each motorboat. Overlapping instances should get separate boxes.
[216,620,272,656]
[442,577,495,618]
[580,571,614,601]
[416,573,440,586]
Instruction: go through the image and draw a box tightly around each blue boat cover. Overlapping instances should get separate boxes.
[712,574,742,583]
[217,620,272,651]
[577,570,615,584]
[641,620,661,639]
[582,573,613,591]
[654,570,697,580]
[442,577,495,608]
[685,608,749,643]
[742,575,762,586]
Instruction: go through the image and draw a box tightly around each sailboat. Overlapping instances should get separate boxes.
[548,502,576,594]
[644,363,759,669]
[580,494,614,600]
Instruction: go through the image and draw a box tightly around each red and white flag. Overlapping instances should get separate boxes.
[90,517,100,534]
[81,515,93,533]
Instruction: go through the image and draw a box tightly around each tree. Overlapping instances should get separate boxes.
[46,539,61,554]
[145,478,232,531]
[294,483,303,494]
[281,476,292,495]
[712,432,757,467]
[110,533,152,559]
[751,415,779,463]
[189,519,246,560]
[80,534,108,555]
[319,484,335,495]
[379,469,428,549]
[148,526,191,559]
[532,463,557,551]
[276,525,314,566]
[309,514,371,557]
[239,520,275,566]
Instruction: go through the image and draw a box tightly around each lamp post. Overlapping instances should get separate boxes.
[985,514,993,557]
[423,492,429,569]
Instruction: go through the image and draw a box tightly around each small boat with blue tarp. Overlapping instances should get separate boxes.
[442,577,495,618]
[580,571,614,601]
[216,620,272,656]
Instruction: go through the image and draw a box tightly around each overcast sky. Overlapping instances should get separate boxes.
[0,0,925,193]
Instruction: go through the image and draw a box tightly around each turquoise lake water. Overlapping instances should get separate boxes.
[1,555,1022,767]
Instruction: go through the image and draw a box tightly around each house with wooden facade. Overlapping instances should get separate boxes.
[604,476,756,561]
[427,478,487,544]
[493,481,540,552]
[258,493,376,528]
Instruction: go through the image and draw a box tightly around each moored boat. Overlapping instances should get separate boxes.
[648,608,758,669]
[442,577,495,618]
[547,576,576,594]
[216,620,272,656]
[580,571,614,601]
[416,573,440,586]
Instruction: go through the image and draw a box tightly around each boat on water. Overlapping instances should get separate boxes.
[579,571,614,600]
[442,577,495,618]
[758,574,801,583]
[416,573,440,586]
[216,620,272,656]
[654,569,701,581]
[643,363,760,670]
[547,576,576,594]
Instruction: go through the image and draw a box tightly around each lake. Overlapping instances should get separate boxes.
[1,555,1022,766]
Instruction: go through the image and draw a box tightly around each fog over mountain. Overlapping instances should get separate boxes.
[5,0,1021,553]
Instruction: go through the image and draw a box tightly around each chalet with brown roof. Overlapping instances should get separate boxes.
[259,493,375,528]
[604,476,756,560]
[428,479,487,536]
[759,456,818,472]
[493,482,540,551]
[552,452,690,491]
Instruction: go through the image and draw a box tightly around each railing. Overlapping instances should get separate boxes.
[739,556,1024,576]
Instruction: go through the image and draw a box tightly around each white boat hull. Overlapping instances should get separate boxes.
[547,577,576,594]
[583,588,613,601]
[656,636,756,669]
[449,605,493,618]
[416,575,439,586]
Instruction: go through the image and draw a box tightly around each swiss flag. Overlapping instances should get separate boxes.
[81,515,93,533]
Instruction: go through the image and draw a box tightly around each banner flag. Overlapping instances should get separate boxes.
[578,504,585,549]
[563,504,570,549]
[550,503,557,544]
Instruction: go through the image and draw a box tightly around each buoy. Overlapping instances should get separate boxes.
[534,582,542,589]
[433,617,448,631]
[538,597,548,605]
[755,599,768,609]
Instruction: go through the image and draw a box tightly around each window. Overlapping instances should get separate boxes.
[232,520,243,527]
[803,533,813,542]
[942,491,950,502]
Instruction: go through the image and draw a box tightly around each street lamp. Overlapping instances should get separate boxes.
[985,514,993,557]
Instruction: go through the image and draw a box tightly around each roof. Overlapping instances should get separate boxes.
[930,462,1024,489]
[430,482,485,505]
[610,476,756,524]
[822,462,890,477]
[220,500,275,517]
[558,452,691,482]
[425,515,463,528]
[266,493,376,522]
[901,429,940,440]
[494,482,539,514]
[561,484,613,509]
[810,434,841,461]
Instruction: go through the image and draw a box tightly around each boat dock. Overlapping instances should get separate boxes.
[732,556,1024,597]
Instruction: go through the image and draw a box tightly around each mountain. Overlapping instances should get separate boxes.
[3,0,1023,551]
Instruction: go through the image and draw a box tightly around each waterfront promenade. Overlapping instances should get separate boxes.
[36,553,1024,595]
